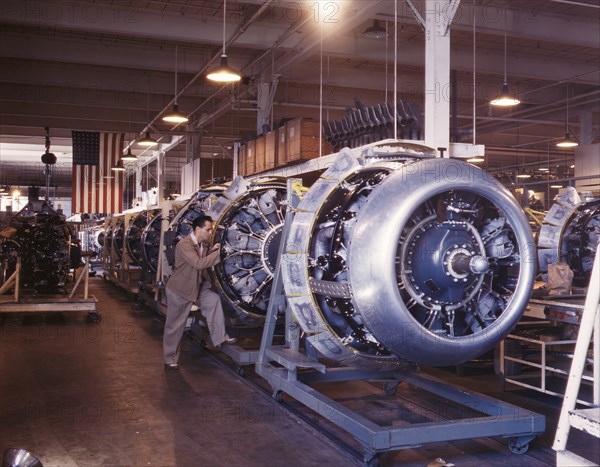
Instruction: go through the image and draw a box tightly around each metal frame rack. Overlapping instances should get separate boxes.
[500,324,595,407]
[136,198,177,316]
[0,254,99,321]
[254,178,546,466]
[188,318,262,376]
[500,293,596,406]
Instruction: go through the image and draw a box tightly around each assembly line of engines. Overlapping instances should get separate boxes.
[82,176,286,319]
[81,144,597,370]
[4,143,599,370]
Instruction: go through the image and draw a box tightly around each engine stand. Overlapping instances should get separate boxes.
[255,179,546,464]
[0,255,99,322]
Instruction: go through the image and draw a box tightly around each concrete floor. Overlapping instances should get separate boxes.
[1,278,354,467]
[1,277,598,466]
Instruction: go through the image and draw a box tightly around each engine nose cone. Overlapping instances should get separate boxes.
[450,253,490,276]
[469,255,490,274]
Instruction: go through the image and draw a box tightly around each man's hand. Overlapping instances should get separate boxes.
[211,243,221,252]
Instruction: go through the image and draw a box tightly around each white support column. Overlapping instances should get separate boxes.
[135,165,143,200]
[424,0,460,156]
[257,81,271,135]
[233,141,240,178]
[157,150,165,203]
[578,110,594,145]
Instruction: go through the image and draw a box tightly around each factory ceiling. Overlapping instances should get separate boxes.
[0,0,598,196]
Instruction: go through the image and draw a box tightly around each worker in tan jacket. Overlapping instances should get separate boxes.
[163,215,236,370]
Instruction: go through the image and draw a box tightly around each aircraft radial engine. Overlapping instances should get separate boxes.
[163,186,227,270]
[538,187,600,288]
[158,178,287,317]
[125,209,162,268]
[0,203,75,293]
[209,177,288,317]
[281,149,536,368]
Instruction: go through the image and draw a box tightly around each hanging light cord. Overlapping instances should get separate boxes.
[503,18,507,84]
[385,21,388,103]
[472,0,476,145]
[394,0,398,140]
[174,44,178,104]
[565,86,570,133]
[222,0,227,56]
[319,17,323,158]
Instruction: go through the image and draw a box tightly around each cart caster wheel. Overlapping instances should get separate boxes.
[273,390,284,402]
[87,313,101,323]
[237,366,246,377]
[363,450,380,467]
[509,438,529,455]
[383,381,399,395]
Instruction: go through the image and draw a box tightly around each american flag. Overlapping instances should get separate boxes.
[71,132,124,214]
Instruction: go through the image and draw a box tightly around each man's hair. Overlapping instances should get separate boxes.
[192,215,213,230]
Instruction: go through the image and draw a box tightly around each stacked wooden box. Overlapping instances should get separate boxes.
[245,139,255,176]
[254,135,266,173]
[264,130,277,171]
[237,144,247,176]
[238,118,329,176]
[280,118,328,165]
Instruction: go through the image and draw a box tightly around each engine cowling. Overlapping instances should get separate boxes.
[538,187,600,287]
[282,148,536,368]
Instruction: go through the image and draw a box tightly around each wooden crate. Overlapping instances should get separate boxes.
[254,135,266,174]
[265,130,277,171]
[237,144,246,177]
[277,126,287,166]
[245,139,256,176]
[284,118,326,164]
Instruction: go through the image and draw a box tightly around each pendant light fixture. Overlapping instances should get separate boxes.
[556,86,579,148]
[207,0,241,83]
[111,159,125,172]
[162,44,189,123]
[467,157,484,163]
[490,22,520,107]
[122,126,138,162]
[556,131,578,148]
[138,130,158,147]
[362,20,388,39]
[121,145,138,162]
[139,75,159,148]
